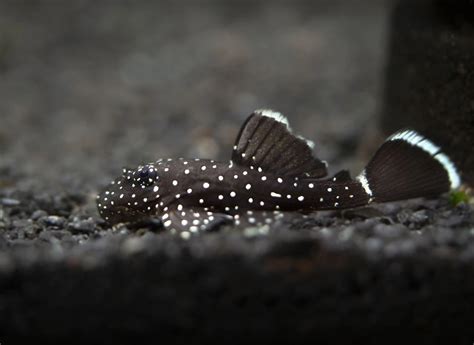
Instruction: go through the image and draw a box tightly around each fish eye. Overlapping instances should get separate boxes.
[137,166,157,184]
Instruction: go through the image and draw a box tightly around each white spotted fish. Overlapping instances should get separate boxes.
[97,110,461,235]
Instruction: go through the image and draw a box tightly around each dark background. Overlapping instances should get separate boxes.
[0,1,389,192]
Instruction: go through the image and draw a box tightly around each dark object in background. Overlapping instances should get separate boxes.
[382,0,474,185]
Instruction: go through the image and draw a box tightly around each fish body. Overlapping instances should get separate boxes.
[97,110,461,234]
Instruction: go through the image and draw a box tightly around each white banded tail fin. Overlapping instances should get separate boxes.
[358,129,461,203]
[388,130,460,189]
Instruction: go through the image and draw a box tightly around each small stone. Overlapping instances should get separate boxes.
[38,230,53,242]
[122,237,146,255]
[41,215,66,228]
[409,210,431,228]
[373,224,406,238]
[0,198,20,206]
[365,237,383,252]
[31,210,48,221]
[397,209,431,228]
[69,218,95,234]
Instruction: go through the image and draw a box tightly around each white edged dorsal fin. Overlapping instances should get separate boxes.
[231,110,328,178]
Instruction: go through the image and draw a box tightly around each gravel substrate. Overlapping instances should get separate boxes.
[0,1,473,343]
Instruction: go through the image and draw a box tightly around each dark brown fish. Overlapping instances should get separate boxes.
[97,110,461,236]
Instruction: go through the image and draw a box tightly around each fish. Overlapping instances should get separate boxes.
[97,109,461,235]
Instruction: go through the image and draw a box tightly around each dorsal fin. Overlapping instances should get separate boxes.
[231,110,328,178]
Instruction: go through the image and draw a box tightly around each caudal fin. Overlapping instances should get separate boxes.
[357,130,461,203]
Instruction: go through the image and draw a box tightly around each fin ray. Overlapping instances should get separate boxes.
[360,129,461,203]
[232,110,327,178]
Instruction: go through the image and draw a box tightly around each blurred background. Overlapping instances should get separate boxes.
[2,3,474,342]
[0,1,390,191]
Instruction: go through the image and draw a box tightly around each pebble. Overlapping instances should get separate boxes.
[122,237,146,255]
[31,210,48,221]
[41,216,67,227]
[69,218,95,234]
[373,224,407,238]
[409,210,431,228]
[397,209,431,228]
[0,198,20,206]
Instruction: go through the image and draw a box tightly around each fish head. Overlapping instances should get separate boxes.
[97,164,161,225]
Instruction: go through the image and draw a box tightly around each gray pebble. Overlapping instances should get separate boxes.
[397,209,431,228]
[365,237,383,253]
[69,218,95,234]
[373,224,407,238]
[41,216,66,227]
[38,230,53,242]
[409,210,431,227]
[31,210,48,221]
[1,198,20,206]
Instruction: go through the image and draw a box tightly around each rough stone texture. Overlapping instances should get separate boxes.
[0,1,473,343]
[382,0,474,185]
